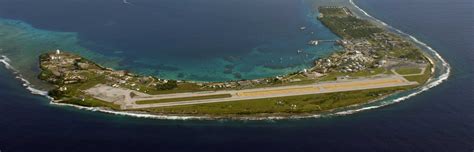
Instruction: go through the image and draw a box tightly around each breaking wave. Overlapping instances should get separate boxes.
[0,55,14,71]
[325,0,452,117]
[50,102,208,120]
[0,54,212,120]
[0,55,50,97]
[0,0,451,120]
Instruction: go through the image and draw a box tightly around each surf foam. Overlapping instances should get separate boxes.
[0,0,452,120]
[323,0,452,117]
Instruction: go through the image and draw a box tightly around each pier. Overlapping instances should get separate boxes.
[308,39,339,46]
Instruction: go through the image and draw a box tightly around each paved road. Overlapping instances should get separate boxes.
[391,67,427,77]
[122,75,417,109]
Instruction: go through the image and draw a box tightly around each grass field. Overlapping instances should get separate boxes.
[237,87,320,97]
[319,68,386,81]
[136,94,233,105]
[47,7,434,118]
[319,7,349,17]
[403,66,431,84]
[395,68,422,75]
[134,86,411,116]
[61,96,121,110]
[127,82,215,95]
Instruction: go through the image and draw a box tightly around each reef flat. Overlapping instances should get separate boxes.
[39,6,433,119]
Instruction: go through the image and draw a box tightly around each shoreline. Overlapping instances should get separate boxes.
[0,0,450,121]
[48,89,403,121]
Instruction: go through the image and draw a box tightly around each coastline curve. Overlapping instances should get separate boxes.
[0,0,451,120]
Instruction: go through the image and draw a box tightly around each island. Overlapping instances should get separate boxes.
[38,6,433,119]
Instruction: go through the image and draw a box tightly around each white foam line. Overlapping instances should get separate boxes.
[0,57,291,120]
[326,0,452,117]
[0,55,15,71]
[50,100,313,120]
[0,0,451,120]
[50,102,211,120]
[0,55,50,97]
[123,0,132,5]
[0,55,215,120]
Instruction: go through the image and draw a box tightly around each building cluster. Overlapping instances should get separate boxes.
[40,25,425,95]
[40,51,168,93]
[40,50,87,84]
[103,71,168,93]
[311,30,420,74]
[202,78,269,89]
[371,33,408,50]
[201,74,307,89]
[312,39,378,73]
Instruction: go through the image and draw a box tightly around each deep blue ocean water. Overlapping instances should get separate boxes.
[0,0,473,151]
[0,0,339,81]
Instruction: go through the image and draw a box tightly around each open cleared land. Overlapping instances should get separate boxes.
[134,87,410,116]
[237,87,320,97]
[403,66,432,84]
[39,6,433,117]
[136,94,232,105]
[81,75,416,110]
[395,68,423,75]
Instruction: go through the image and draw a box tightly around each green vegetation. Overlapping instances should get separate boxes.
[319,68,386,81]
[38,69,54,81]
[135,87,410,116]
[248,78,318,90]
[156,80,178,90]
[37,6,435,118]
[320,16,382,39]
[136,94,232,105]
[318,7,383,39]
[147,82,214,95]
[319,7,349,17]
[395,67,422,75]
[403,66,431,84]
[395,49,424,60]
[50,74,124,109]
[62,97,120,110]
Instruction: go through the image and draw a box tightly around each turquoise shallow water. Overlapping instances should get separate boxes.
[0,0,453,119]
[0,0,456,118]
[0,0,340,83]
[0,0,472,151]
